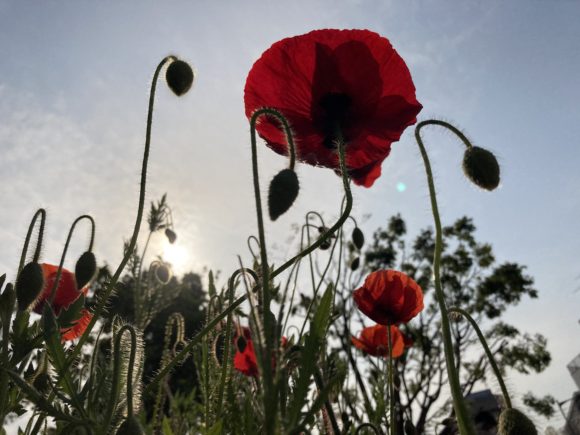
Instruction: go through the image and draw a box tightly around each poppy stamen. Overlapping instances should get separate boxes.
[320,92,352,149]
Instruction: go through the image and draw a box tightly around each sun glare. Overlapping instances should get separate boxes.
[163,242,190,274]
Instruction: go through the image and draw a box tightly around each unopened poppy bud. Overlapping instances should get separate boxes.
[166,59,194,96]
[236,335,247,353]
[16,262,44,311]
[404,420,418,435]
[164,228,177,244]
[155,263,172,284]
[350,257,360,271]
[75,251,97,289]
[352,227,365,250]
[498,408,537,435]
[318,237,331,250]
[462,146,500,191]
[268,169,299,221]
[115,415,144,435]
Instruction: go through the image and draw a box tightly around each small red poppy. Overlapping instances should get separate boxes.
[34,264,92,341]
[351,324,411,358]
[353,270,423,325]
[244,29,422,188]
[233,327,287,377]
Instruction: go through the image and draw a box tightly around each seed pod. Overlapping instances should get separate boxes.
[75,251,97,289]
[498,408,537,435]
[115,415,144,435]
[268,169,299,221]
[15,262,44,311]
[166,59,194,96]
[350,257,360,271]
[462,146,500,191]
[352,227,365,250]
[164,228,177,244]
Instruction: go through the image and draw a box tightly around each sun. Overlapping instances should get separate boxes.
[162,242,190,275]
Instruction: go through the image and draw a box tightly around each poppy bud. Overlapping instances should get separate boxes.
[319,237,331,250]
[236,335,247,353]
[155,263,172,284]
[497,408,537,435]
[462,146,500,191]
[115,415,144,435]
[350,257,360,271]
[404,420,418,435]
[164,228,177,244]
[75,251,97,289]
[15,262,44,311]
[166,59,194,96]
[268,169,299,221]
[352,227,365,250]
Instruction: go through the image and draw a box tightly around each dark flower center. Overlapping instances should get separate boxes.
[319,92,352,149]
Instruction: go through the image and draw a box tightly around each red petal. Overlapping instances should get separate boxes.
[60,309,92,342]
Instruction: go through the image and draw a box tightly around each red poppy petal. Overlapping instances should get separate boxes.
[36,264,81,315]
[60,309,92,342]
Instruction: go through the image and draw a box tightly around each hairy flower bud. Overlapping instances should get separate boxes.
[164,228,177,244]
[462,146,500,191]
[350,257,360,271]
[498,408,537,435]
[75,251,97,289]
[352,227,365,250]
[15,262,44,311]
[115,415,144,435]
[268,169,299,221]
[155,263,172,285]
[166,59,194,96]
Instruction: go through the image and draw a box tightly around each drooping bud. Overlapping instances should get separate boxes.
[164,228,177,244]
[166,59,194,96]
[154,263,172,285]
[498,408,537,435]
[115,415,145,435]
[268,169,299,221]
[75,251,97,289]
[350,257,360,271]
[352,227,365,250]
[462,146,500,191]
[15,262,44,311]
[236,335,247,353]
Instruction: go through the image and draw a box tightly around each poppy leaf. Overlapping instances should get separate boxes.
[57,294,86,328]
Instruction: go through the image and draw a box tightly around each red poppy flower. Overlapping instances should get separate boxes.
[351,324,412,358]
[34,264,92,341]
[233,327,287,377]
[353,270,423,325]
[244,29,422,188]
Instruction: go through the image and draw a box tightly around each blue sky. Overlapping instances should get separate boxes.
[1,0,579,431]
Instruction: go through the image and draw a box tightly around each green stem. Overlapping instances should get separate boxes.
[415,121,476,435]
[17,208,46,275]
[48,214,95,304]
[448,307,512,409]
[387,325,396,435]
[57,56,176,377]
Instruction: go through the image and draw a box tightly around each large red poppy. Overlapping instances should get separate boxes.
[34,264,93,341]
[351,324,411,358]
[244,29,422,187]
[353,270,423,325]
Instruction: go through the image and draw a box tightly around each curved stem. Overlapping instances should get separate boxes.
[387,325,396,435]
[60,55,176,370]
[416,120,473,150]
[355,422,382,434]
[448,307,512,409]
[48,214,95,304]
[415,122,476,435]
[17,208,46,275]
